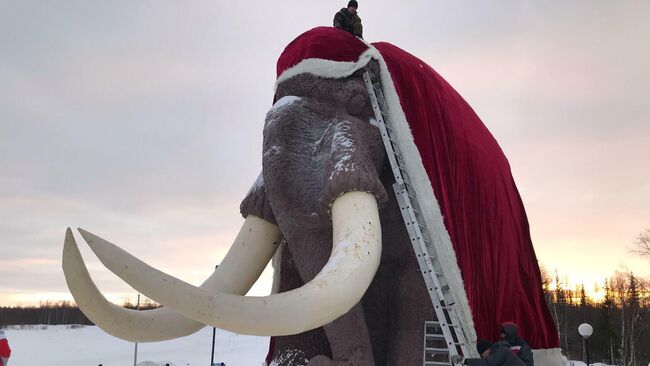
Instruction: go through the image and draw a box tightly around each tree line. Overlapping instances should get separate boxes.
[0,299,159,327]
[541,267,649,366]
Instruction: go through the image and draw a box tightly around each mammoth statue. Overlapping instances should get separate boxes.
[62,27,563,365]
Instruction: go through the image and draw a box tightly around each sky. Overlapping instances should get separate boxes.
[1,1,648,307]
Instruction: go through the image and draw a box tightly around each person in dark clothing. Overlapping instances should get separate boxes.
[464,340,526,366]
[500,322,534,366]
[333,0,363,39]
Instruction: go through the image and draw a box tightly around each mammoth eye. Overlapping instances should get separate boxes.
[345,92,368,116]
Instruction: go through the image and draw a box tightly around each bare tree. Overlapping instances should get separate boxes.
[631,229,650,258]
[611,271,628,365]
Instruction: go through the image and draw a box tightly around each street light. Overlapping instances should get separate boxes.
[211,265,219,366]
[133,293,141,366]
[578,323,593,366]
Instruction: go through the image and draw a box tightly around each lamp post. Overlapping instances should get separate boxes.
[211,265,219,366]
[578,323,593,366]
[133,293,141,366]
[211,326,216,366]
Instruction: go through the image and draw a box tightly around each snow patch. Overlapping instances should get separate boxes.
[5,324,269,365]
[270,348,309,366]
[329,124,357,179]
[266,96,302,128]
[269,95,301,113]
[311,123,335,154]
[137,362,174,366]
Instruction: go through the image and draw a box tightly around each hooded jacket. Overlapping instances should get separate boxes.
[500,322,534,366]
[333,8,363,38]
[465,341,526,366]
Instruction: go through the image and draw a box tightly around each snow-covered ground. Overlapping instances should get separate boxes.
[3,325,269,366]
[2,325,620,366]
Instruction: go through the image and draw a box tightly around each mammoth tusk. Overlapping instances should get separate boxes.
[82,191,381,336]
[62,215,281,342]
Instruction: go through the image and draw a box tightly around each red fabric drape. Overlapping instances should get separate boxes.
[276,27,368,76]
[276,27,559,349]
[0,338,11,361]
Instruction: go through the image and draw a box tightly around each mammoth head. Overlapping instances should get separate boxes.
[262,71,387,231]
[61,67,389,341]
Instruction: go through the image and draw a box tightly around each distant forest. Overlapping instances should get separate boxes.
[0,272,647,366]
[0,299,160,327]
[540,268,649,366]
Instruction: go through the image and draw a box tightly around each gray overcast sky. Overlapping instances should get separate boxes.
[1,1,649,305]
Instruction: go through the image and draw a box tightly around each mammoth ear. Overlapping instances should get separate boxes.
[345,92,369,117]
[241,172,277,226]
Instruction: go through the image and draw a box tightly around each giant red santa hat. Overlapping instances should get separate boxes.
[275,27,562,363]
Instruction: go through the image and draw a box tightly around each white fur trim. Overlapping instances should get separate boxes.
[532,348,566,366]
[275,48,382,90]
[275,45,478,354]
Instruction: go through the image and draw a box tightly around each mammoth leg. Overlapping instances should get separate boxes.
[283,228,375,366]
[269,242,331,365]
[307,304,375,366]
[387,269,435,366]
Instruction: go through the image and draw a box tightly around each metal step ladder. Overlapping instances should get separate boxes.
[362,70,472,366]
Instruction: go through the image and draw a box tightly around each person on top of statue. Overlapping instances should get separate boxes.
[463,340,526,366]
[499,322,534,366]
[333,1,363,39]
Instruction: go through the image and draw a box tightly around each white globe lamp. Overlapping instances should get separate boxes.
[578,323,593,365]
[578,323,593,338]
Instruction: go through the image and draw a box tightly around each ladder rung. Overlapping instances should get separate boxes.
[425,347,452,352]
[441,305,458,311]
[427,321,462,330]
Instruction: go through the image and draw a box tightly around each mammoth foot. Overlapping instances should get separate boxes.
[308,354,374,366]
